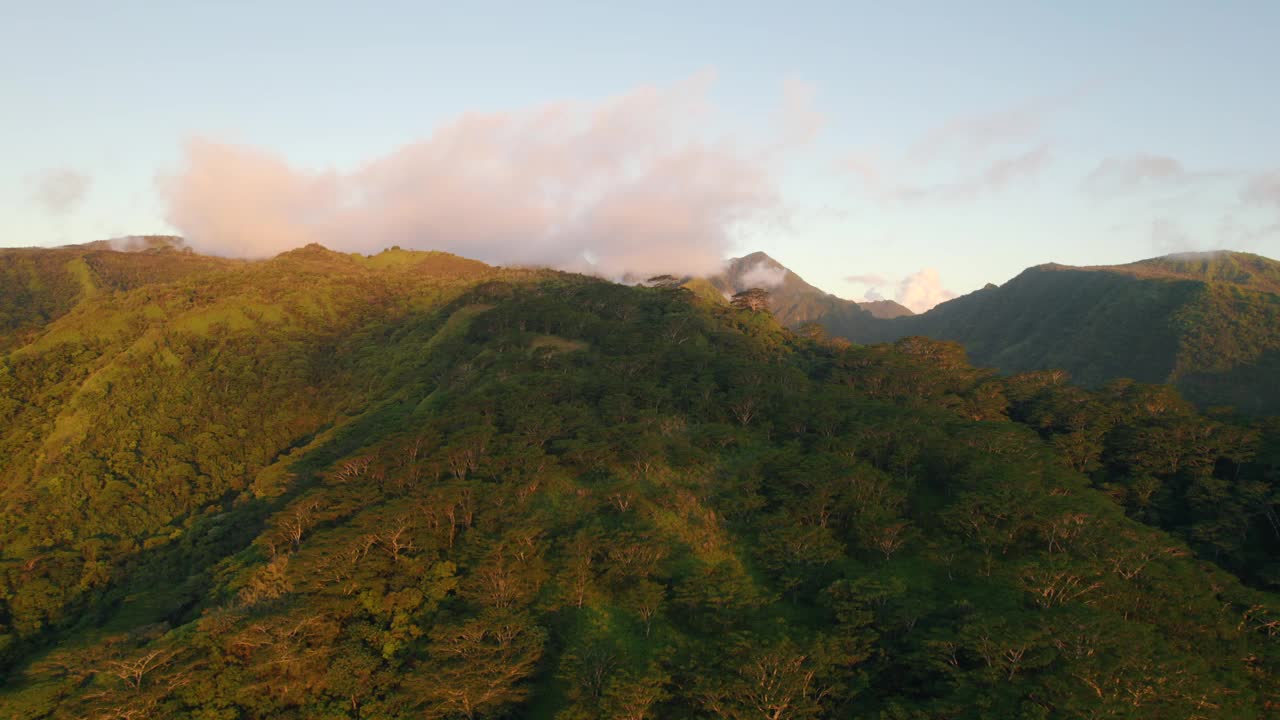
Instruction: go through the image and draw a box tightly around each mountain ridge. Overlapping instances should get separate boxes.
[0,240,1277,718]
[845,250,1280,414]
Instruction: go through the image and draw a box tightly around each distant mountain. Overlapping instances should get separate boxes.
[708,251,912,327]
[846,251,1280,414]
[857,298,915,319]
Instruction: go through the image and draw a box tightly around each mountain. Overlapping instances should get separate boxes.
[844,251,1280,415]
[856,298,915,319]
[0,242,1278,719]
[0,237,236,352]
[709,251,912,326]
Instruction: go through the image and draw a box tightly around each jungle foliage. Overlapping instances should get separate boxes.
[0,243,1277,719]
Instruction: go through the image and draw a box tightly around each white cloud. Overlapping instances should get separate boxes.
[896,267,956,313]
[740,260,788,288]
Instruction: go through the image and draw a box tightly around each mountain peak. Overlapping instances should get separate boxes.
[730,250,783,267]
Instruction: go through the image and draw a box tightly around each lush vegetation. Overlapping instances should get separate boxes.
[845,252,1280,415]
[0,244,1278,719]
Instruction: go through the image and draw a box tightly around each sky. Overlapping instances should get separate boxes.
[3,1,1279,311]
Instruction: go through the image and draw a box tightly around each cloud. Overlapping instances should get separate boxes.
[1242,172,1280,209]
[894,145,1051,204]
[909,103,1046,163]
[838,93,1068,205]
[774,78,826,147]
[845,273,888,286]
[1083,154,1186,194]
[159,74,788,278]
[845,273,891,303]
[841,153,882,184]
[30,168,91,215]
[1148,218,1196,254]
[896,268,956,313]
[741,260,788,288]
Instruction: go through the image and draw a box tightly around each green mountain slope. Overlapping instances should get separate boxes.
[0,238,238,352]
[848,251,1280,415]
[0,245,1277,719]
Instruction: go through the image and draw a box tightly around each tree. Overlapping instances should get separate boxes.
[731,288,772,313]
[418,613,546,719]
[646,274,682,290]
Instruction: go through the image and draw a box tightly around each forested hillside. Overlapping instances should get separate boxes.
[0,244,1277,719]
[840,252,1280,415]
[0,238,236,352]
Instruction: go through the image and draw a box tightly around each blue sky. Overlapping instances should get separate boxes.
[4,1,1279,309]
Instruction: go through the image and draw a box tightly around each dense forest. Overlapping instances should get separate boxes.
[842,252,1280,415]
[0,242,1278,718]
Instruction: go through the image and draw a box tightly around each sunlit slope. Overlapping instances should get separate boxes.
[0,248,1275,718]
[0,241,238,351]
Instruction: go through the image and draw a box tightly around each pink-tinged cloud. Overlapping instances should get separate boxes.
[896,268,957,313]
[159,74,785,278]
[30,168,92,215]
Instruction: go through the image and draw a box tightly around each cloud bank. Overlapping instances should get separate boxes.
[160,74,784,278]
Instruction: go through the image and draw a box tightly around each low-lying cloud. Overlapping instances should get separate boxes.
[896,268,956,313]
[740,260,789,288]
[30,168,91,215]
[160,74,787,278]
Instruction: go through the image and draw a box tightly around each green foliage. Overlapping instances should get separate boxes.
[0,244,1277,719]
[848,252,1280,415]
